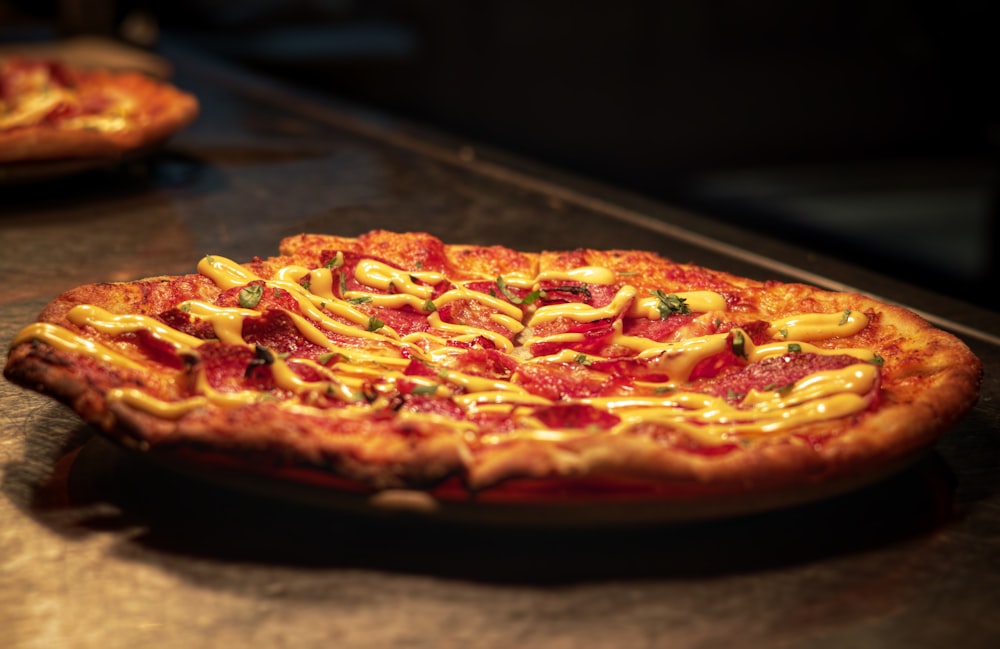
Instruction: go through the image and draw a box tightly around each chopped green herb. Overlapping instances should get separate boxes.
[423,299,437,312]
[339,271,348,294]
[410,384,439,396]
[787,343,802,353]
[779,327,789,339]
[180,303,191,313]
[347,295,373,305]
[367,315,385,332]
[324,253,344,269]
[254,345,276,364]
[549,284,592,299]
[839,310,852,325]
[574,353,592,365]
[731,330,747,359]
[652,290,691,319]
[238,284,263,308]
[273,288,284,298]
[654,386,675,395]
[415,261,424,269]
[870,353,885,366]
[300,280,311,291]
[318,352,341,365]
[496,276,542,305]
[245,345,275,377]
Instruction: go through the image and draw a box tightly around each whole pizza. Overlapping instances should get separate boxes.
[3,230,982,516]
[0,56,197,164]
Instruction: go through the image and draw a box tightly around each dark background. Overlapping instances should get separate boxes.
[3,0,998,311]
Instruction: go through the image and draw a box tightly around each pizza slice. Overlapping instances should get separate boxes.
[0,56,197,164]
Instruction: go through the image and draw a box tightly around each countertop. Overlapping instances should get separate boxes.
[2,44,998,649]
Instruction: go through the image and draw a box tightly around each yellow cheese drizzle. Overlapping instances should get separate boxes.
[14,252,883,446]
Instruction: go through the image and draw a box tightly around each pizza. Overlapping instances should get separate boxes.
[0,56,197,164]
[3,230,982,514]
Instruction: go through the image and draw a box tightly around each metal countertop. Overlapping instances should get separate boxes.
[2,45,998,649]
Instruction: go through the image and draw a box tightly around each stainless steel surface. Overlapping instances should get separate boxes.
[2,45,998,648]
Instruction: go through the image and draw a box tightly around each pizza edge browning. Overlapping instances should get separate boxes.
[0,63,199,164]
[3,233,984,501]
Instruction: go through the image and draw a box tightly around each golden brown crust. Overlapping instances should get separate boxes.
[0,60,198,163]
[3,231,983,504]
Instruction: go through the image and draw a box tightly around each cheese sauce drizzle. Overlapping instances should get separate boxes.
[15,252,883,447]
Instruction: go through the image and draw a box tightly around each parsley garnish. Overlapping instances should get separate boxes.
[839,310,852,325]
[410,384,439,396]
[787,343,802,353]
[367,315,385,332]
[779,327,789,339]
[574,353,592,365]
[239,284,263,308]
[652,290,691,319]
[423,299,437,312]
[870,353,885,366]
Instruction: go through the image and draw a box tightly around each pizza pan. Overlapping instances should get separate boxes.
[66,431,933,529]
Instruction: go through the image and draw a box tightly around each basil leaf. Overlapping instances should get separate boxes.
[367,315,385,332]
[239,284,263,308]
[347,295,373,305]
